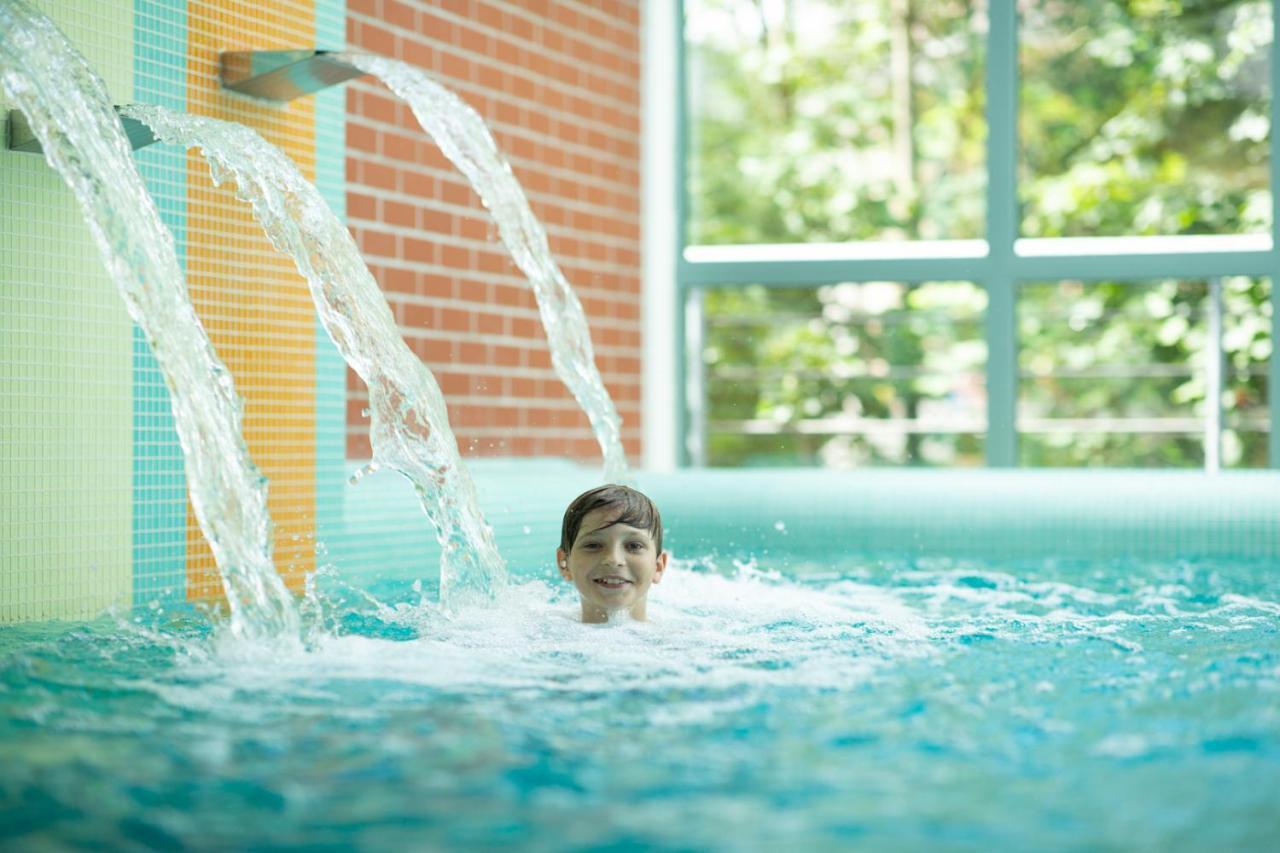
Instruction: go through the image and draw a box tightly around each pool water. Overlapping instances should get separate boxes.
[1,554,1278,849]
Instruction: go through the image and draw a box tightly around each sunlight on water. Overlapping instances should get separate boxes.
[1,556,1277,848]
[120,103,507,608]
[340,53,629,484]
[0,0,295,639]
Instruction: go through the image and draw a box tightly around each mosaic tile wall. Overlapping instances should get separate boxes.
[1,0,645,622]
[1,0,137,622]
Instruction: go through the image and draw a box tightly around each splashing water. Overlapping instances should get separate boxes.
[340,53,629,484]
[120,103,508,607]
[3,553,1278,848]
[0,0,297,640]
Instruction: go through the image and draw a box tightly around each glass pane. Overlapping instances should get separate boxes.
[1018,278,1271,467]
[1223,276,1272,467]
[684,0,987,245]
[1020,0,1272,238]
[701,282,987,466]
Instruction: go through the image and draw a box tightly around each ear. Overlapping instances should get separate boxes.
[651,549,670,584]
[555,547,571,580]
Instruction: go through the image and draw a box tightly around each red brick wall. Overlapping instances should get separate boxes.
[344,0,643,462]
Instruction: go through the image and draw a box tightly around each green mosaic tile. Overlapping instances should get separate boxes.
[1,0,135,623]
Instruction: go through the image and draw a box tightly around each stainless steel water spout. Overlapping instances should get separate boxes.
[6,106,156,154]
[220,50,366,101]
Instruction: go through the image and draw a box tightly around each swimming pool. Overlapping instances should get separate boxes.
[2,466,1278,849]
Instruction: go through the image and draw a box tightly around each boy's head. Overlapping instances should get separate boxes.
[556,485,668,623]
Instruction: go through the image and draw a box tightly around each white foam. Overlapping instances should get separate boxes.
[152,564,934,708]
[127,558,1280,718]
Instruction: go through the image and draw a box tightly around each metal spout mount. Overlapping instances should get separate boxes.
[6,106,157,155]
[220,50,366,101]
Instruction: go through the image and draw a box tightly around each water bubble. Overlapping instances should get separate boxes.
[523,526,532,535]
[349,461,380,485]
[774,521,787,533]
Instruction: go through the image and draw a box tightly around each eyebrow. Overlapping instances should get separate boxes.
[578,524,651,540]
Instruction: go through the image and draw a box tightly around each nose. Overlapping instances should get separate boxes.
[603,542,627,566]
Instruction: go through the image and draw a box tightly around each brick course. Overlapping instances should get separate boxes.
[345,0,642,463]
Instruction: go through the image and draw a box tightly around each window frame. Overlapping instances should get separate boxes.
[674,0,1280,470]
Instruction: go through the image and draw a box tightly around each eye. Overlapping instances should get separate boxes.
[627,541,647,552]
[580,542,601,551]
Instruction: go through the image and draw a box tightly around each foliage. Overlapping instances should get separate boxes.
[1018,276,1271,467]
[686,0,1273,467]
[1021,0,1271,237]
[688,0,985,243]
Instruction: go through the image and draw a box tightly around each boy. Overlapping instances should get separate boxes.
[557,484,669,623]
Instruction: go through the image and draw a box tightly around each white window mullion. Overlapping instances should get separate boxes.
[984,0,1020,467]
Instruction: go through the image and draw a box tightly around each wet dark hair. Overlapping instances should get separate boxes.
[560,484,663,553]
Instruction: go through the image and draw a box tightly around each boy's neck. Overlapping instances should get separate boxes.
[581,599,647,623]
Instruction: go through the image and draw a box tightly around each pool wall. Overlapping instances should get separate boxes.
[0,0,645,623]
[341,462,1280,591]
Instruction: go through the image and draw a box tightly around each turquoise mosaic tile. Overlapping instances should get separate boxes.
[131,0,188,608]
[313,0,348,573]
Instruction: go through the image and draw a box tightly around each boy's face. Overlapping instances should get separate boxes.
[557,506,668,622]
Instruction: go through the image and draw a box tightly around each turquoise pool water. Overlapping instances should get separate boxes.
[2,551,1277,849]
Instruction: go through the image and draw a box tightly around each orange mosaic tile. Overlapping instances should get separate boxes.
[184,0,319,600]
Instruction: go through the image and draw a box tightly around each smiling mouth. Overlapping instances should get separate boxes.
[592,576,633,591]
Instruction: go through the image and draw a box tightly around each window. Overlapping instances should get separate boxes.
[686,0,986,245]
[678,0,1277,469]
[699,281,986,467]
